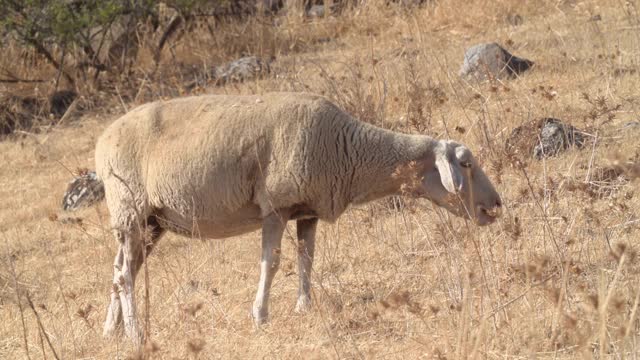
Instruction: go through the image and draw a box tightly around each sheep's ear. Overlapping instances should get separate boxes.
[435,153,463,194]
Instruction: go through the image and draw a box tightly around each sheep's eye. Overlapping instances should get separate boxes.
[460,161,472,169]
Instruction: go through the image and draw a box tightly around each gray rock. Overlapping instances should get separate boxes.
[459,43,534,81]
[386,0,430,7]
[306,5,325,17]
[506,118,586,160]
[533,118,586,159]
[214,56,271,85]
[506,13,523,26]
[62,170,105,211]
[305,2,345,18]
[622,121,640,130]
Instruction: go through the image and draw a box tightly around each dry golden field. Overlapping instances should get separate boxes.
[2,0,640,358]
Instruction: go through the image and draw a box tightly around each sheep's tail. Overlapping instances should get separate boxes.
[62,170,105,211]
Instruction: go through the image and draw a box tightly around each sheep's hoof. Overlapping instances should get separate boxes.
[103,302,123,338]
[251,306,269,326]
[125,328,144,347]
[294,296,312,313]
[103,322,123,338]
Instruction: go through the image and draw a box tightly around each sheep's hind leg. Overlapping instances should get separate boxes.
[103,215,165,341]
[252,211,289,325]
[104,244,124,337]
[295,218,317,313]
[117,227,143,345]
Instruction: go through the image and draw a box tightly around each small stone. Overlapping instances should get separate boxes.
[61,170,105,211]
[533,118,586,159]
[307,5,325,17]
[213,56,272,85]
[622,121,640,130]
[505,118,586,160]
[506,13,523,26]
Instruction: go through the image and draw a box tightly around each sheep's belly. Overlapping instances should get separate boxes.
[157,205,263,239]
[194,219,262,239]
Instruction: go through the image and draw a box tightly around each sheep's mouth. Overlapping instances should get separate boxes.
[476,206,500,225]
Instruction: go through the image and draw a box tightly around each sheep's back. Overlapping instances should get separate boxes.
[97,93,326,224]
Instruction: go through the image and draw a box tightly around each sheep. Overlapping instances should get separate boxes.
[62,92,502,343]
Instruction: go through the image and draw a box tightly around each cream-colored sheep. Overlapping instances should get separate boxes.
[67,92,502,343]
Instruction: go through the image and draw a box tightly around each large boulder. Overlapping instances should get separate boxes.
[460,43,534,81]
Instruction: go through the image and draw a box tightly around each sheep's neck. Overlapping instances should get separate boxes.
[348,126,435,205]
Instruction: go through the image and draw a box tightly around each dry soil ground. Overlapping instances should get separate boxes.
[2,1,640,358]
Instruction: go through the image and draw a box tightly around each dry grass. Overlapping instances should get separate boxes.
[2,0,640,358]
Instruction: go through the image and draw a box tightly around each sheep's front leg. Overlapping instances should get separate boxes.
[104,244,124,337]
[252,211,288,325]
[295,218,317,313]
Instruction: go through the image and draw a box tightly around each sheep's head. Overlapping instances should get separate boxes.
[418,140,502,226]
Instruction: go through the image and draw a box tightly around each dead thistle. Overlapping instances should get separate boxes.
[187,338,206,355]
[180,302,204,318]
[375,290,423,317]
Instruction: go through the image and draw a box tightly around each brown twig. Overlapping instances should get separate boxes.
[4,237,31,360]
[0,78,45,83]
[25,293,61,360]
